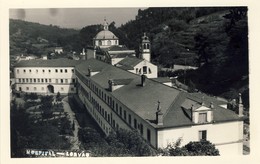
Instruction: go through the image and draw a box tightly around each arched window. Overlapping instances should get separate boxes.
[147,44,150,49]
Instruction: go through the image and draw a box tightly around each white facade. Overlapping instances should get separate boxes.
[14,67,77,94]
[157,121,243,155]
[128,60,158,78]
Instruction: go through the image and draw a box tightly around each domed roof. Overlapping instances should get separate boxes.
[94,30,118,40]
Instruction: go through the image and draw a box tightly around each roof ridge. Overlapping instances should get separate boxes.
[163,91,184,118]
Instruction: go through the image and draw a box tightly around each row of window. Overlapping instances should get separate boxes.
[19,86,75,92]
[16,68,74,74]
[136,66,152,74]
[17,78,76,84]
[97,40,118,46]
[78,81,151,142]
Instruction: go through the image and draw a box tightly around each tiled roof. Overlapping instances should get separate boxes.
[115,56,144,70]
[76,59,241,128]
[14,59,83,67]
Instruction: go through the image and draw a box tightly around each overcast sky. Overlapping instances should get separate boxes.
[9,8,143,29]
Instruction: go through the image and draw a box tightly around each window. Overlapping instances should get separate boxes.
[116,104,118,113]
[108,114,110,123]
[99,40,102,46]
[61,79,63,83]
[23,69,26,73]
[49,69,51,73]
[143,66,147,74]
[128,114,132,125]
[26,87,29,91]
[112,120,115,127]
[22,79,25,83]
[108,40,111,46]
[36,69,38,73]
[49,79,51,83]
[65,69,67,73]
[72,78,76,83]
[134,119,137,129]
[55,69,58,73]
[42,69,45,73]
[140,124,143,135]
[56,79,58,83]
[17,69,19,74]
[147,129,151,142]
[65,79,68,83]
[45,79,48,83]
[29,69,31,73]
[119,107,122,116]
[26,79,29,83]
[198,113,207,123]
[60,69,63,73]
[34,79,36,83]
[124,110,126,120]
[41,79,44,83]
[38,79,40,83]
[18,79,21,83]
[199,130,207,140]
[149,68,152,74]
[30,79,32,83]
[72,69,74,73]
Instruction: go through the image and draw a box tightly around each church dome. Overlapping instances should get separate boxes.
[94,30,118,40]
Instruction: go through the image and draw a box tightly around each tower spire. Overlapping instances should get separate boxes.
[104,17,108,30]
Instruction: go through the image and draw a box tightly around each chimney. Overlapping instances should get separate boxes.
[141,74,146,87]
[201,96,205,106]
[108,79,115,92]
[191,104,196,123]
[238,93,244,117]
[88,66,92,76]
[210,102,214,109]
[156,101,163,125]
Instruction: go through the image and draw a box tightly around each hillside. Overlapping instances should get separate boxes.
[10,19,80,57]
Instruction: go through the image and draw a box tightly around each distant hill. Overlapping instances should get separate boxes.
[10,19,80,57]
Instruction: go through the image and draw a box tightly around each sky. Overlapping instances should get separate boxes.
[9,8,144,29]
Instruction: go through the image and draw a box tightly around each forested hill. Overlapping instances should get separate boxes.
[10,19,80,57]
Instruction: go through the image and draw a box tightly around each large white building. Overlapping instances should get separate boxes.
[74,59,244,155]
[93,20,158,78]
[14,59,82,94]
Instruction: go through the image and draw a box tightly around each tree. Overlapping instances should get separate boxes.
[166,140,220,156]
[56,91,61,101]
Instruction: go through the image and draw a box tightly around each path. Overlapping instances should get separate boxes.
[62,96,81,150]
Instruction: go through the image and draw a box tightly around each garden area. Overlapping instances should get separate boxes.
[11,92,74,157]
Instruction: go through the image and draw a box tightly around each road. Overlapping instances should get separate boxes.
[62,96,81,150]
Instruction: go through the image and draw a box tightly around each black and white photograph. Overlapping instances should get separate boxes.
[1,0,260,163]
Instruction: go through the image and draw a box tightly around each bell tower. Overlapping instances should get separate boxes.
[140,33,151,62]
